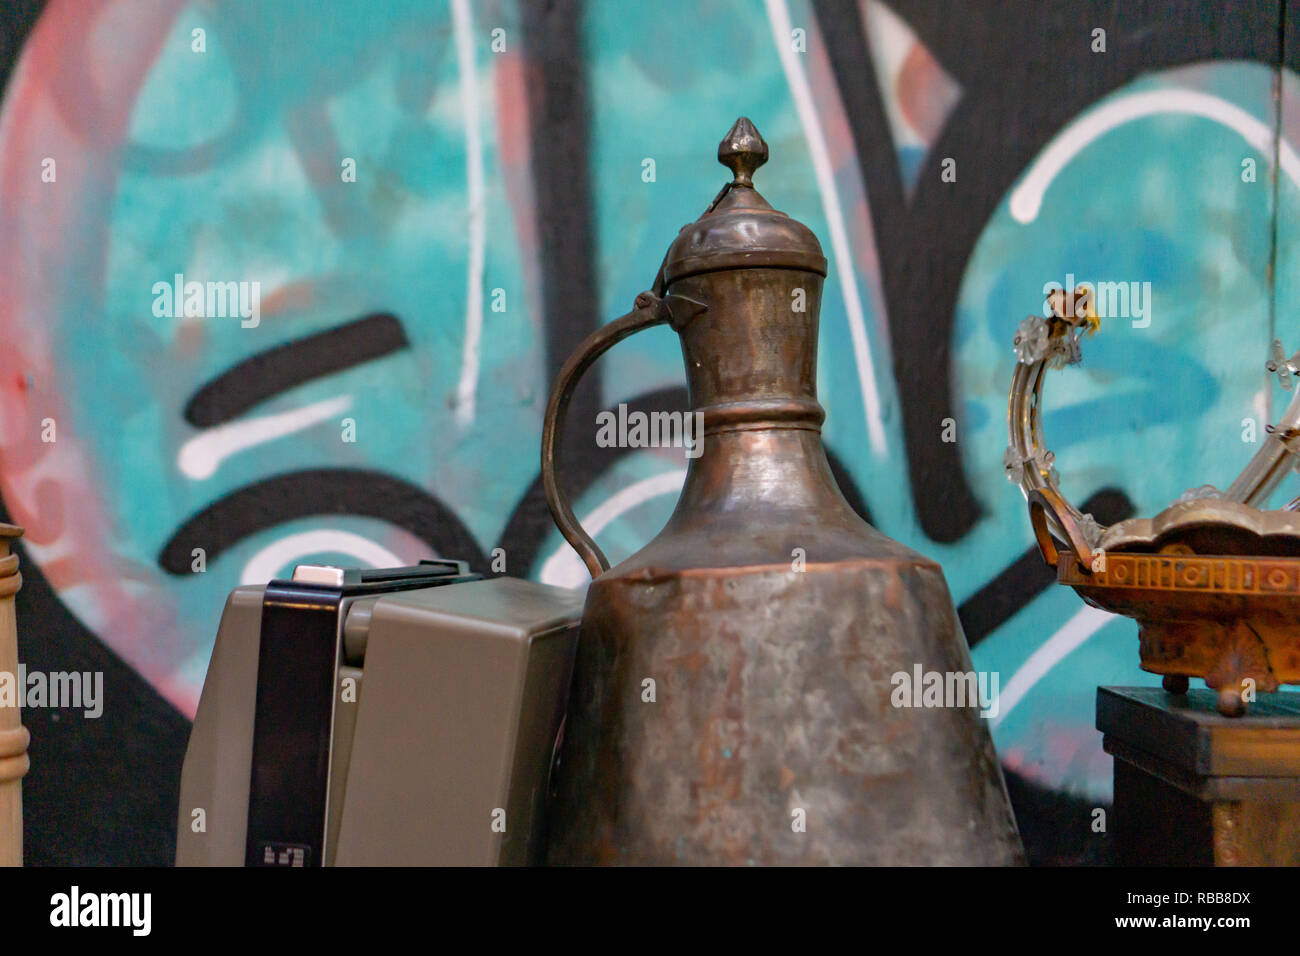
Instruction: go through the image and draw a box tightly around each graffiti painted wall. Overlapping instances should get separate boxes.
[1,0,1295,862]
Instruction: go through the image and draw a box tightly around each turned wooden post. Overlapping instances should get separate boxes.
[0,524,27,866]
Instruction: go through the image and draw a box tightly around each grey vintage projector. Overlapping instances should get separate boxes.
[175,561,582,866]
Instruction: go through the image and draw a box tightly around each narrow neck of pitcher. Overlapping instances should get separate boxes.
[669,267,826,433]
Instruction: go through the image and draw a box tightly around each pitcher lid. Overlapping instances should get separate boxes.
[662,117,827,286]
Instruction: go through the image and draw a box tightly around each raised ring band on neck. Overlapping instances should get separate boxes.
[700,398,825,435]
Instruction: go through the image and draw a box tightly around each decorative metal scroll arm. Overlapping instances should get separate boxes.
[1005,287,1104,572]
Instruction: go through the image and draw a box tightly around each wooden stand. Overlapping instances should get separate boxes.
[0,525,25,866]
[1099,686,1300,866]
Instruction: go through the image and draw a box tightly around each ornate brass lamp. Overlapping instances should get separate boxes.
[1007,289,1300,716]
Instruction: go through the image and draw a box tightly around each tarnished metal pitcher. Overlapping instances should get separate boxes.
[542,118,1023,865]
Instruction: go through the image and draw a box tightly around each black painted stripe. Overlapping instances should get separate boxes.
[814,0,983,543]
[825,444,874,527]
[0,0,44,96]
[520,0,601,402]
[183,313,409,428]
[958,488,1135,648]
[157,468,486,574]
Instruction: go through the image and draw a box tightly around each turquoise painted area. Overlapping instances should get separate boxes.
[48,0,542,698]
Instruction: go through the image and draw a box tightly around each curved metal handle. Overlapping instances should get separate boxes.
[541,291,672,580]
[1006,290,1106,567]
[1027,487,1097,571]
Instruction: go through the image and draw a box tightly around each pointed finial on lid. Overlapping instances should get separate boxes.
[718,117,768,187]
[663,117,825,285]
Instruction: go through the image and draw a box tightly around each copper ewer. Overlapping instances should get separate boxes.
[541,119,1024,865]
